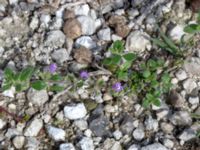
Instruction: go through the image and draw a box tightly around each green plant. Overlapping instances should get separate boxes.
[184,11,200,34]
[129,59,172,108]
[103,40,136,81]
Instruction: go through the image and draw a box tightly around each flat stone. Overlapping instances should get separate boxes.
[64,103,87,120]
[179,128,196,142]
[167,90,185,108]
[74,4,90,16]
[63,18,82,39]
[27,88,49,106]
[188,97,199,105]
[120,114,134,134]
[175,69,187,81]
[97,28,111,41]
[132,128,145,141]
[24,118,43,136]
[183,78,197,93]
[163,139,174,149]
[184,57,200,76]
[47,126,65,141]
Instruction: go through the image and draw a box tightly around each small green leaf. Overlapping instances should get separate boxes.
[4,68,14,80]
[142,98,150,108]
[117,70,128,81]
[123,53,136,62]
[20,67,34,81]
[50,74,63,81]
[143,70,151,78]
[103,58,112,66]
[121,61,132,70]
[151,38,168,48]
[2,83,12,91]
[31,80,47,90]
[77,81,84,87]
[184,24,200,34]
[111,40,124,54]
[111,54,121,65]
[13,73,20,81]
[15,83,23,92]
[49,85,65,92]
[153,98,161,107]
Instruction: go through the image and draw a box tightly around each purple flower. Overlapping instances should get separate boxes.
[80,71,89,79]
[49,63,57,74]
[112,82,123,92]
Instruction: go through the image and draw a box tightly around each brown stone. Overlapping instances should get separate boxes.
[64,9,75,20]
[73,46,92,64]
[115,24,130,38]
[108,15,127,27]
[166,90,185,108]
[63,18,82,39]
[190,0,200,12]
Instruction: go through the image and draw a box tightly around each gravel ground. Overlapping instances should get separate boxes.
[0,0,200,150]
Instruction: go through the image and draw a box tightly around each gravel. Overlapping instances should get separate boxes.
[24,118,43,137]
[46,126,66,141]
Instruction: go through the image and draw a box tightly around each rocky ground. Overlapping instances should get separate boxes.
[0,0,200,150]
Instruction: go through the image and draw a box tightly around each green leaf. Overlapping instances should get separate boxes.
[151,38,168,48]
[20,67,34,81]
[123,53,136,62]
[2,83,12,91]
[15,83,23,92]
[111,40,124,54]
[143,70,151,78]
[4,68,14,80]
[184,24,200,34]
[49,85,65,92]
[117,71,128,81]
[111,54,121,65]
[120,61,132,70]
[13,73,20,81]
[50,74,63,81]
[103,58,112,66]
[31,80,47,90]
[142,98,150,108]
[153,98,161,107]
[77,81,84,87]
[161,73,171,83]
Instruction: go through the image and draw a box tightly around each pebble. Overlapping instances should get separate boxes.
[183,78,197,93]
[125,30,151,53]
[120,114,134,135]
[74,4,90,16]
[113,130,123,140]
[160,122,174,134]
[132,128,145,141]
[45,30,66,48]
[51,48,70,64]
[115,24,130,38]
[78,137,94,150]
[97,28,111,41]
[188,97,199,105]
[25,137,40,149]
[184,57,200,76]
[73,46,92,64]
[12,136,25,149]
[59,143,75,150]
[163,139,174,149]
[2,86,15,98]
[167,90,185,108]
[141,143,168,150]
[178,128,196,142]
[75,36,96,49]
[74,119,88,130]
[64,103,87,120]
[27,88,49,106]
[175,69,187,81]
[63,18,82,39]
[46,126,66,141]
[144,116,158,131]
[169,24,186,42]
[24,118,43,136]
[77,16,96,35]
[111,141,122,150]
[170,111,192,126]
[0,119,6,129]
[128,144,140,150]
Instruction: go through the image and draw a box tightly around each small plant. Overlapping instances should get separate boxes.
[103,40,136,81]
[184,11,200,34]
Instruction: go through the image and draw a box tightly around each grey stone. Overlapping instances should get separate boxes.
[78,137,94,150]
[184,57,200,76]
[64,103,87,120]
[175,69,187,81]
[183,79,197,93]
[110,141,122,150]
[74,119,88,130]
[27,88,49,106]
[128,144,140,150]
[113,130,123,140]
[145,116,158,131]
[77,16,96,35]
[97,28,111,41]
[133,128,145,141]
[160,122,174,134]
[51,48,70,64]
[163,139,174,149]
[45,30,66,49]
[30,15,39,30]
[141,143,168,150]
[47,126,65,141]
[126,30,151,53]
[120,114,134,134]
[169,24,186,42]
[12,136,25,149]
[75,36,96,49]
[0,119,6,129]
[25,137,40,150]
[170,111,192,126]
[59,143,75,150]
[179,128,196,142]
[24,118,43,136]
[5,129,21,139]
[188,97,199,105]
[167,90,185,108]
[74,4,90,16]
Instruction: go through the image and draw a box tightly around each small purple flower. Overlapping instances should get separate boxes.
[49,63,57,74]
[80,71,89,79]
[112,82,123,92]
